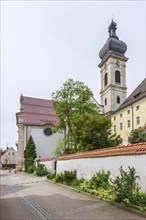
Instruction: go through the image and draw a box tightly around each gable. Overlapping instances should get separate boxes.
[16,95,58,126]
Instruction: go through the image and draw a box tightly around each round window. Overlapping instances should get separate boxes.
[44,128,52,136]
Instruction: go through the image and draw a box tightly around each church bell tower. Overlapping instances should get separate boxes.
[98,20,128,114]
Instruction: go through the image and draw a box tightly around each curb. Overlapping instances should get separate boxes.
[46,179,146,218]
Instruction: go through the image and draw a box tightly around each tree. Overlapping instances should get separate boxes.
[53,137,65,158]
[71,112,121,152]
[52,78,121,154]
[51,78,98,149]
[128,127,146,144]
[24,136,37,171]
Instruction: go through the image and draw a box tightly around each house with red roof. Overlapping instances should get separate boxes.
[16,95,63,168]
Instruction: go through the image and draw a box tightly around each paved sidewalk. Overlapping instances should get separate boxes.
[0,170,145,220]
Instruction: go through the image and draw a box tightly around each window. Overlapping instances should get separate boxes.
[136,105,140,111]
[117,96,120,104]
[127,109,130,115]
[12,152,15,156]
[115,70,121,84]
[8,152,11,156]
[114,116,116,121]
[120,123,123,130]
[120,113,122,118]
[104,73,108,87]
[43,127,52,136]
[105,98,107,105]
[113,125,116,132]
[136,116,140,125]
[127,120,131,128]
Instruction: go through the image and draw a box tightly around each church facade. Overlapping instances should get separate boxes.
[16,95,63,168]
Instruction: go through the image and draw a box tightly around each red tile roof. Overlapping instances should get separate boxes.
[39,157,55,162]
[16,95,58,126]
[58,142,146,160]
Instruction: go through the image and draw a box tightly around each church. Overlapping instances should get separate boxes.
[16,20,146,168]
[98,20,146,145]
[16,95,63,168]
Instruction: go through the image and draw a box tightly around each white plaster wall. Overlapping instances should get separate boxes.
[39,160,56,173]
[57,154,146,192]
[29,127,63,158]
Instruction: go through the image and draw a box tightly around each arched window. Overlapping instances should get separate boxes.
[105,98,107,105]
[117,96,120,104]
[104,73,108,87]
[115,70,121,84]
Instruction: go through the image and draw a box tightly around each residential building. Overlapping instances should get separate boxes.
[0,147,17,168]
[110,79,146,145]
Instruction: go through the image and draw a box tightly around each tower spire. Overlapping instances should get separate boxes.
[108,19,118,39]
[98,20,128,114]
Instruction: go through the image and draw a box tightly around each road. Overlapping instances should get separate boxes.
[0,170,145,220]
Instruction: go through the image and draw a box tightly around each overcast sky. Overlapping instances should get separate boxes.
[1,0,145,149]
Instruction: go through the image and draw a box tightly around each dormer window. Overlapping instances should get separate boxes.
[115,70,121,84]
[134,92,141,99]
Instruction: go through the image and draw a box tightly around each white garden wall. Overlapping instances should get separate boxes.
[57,145,146,193]
[39,159,56,174]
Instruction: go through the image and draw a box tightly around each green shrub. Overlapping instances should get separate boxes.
[128,127,146,144]
[35,164,48,176]
[89,170,110,190]
[111,166,140,203]
[27,165,36,174]
[123,189,146,212]
[46,170,51,179]
[50,167,146,213]
[2,166,10,170]
[55,170,77,183]
[79,181,90,192]
[46,170,55,180]
[33,170,37,176]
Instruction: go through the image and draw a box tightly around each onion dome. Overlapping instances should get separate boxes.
[99,20,127,59]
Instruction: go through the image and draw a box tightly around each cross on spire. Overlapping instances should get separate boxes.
[108,19,118,39]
